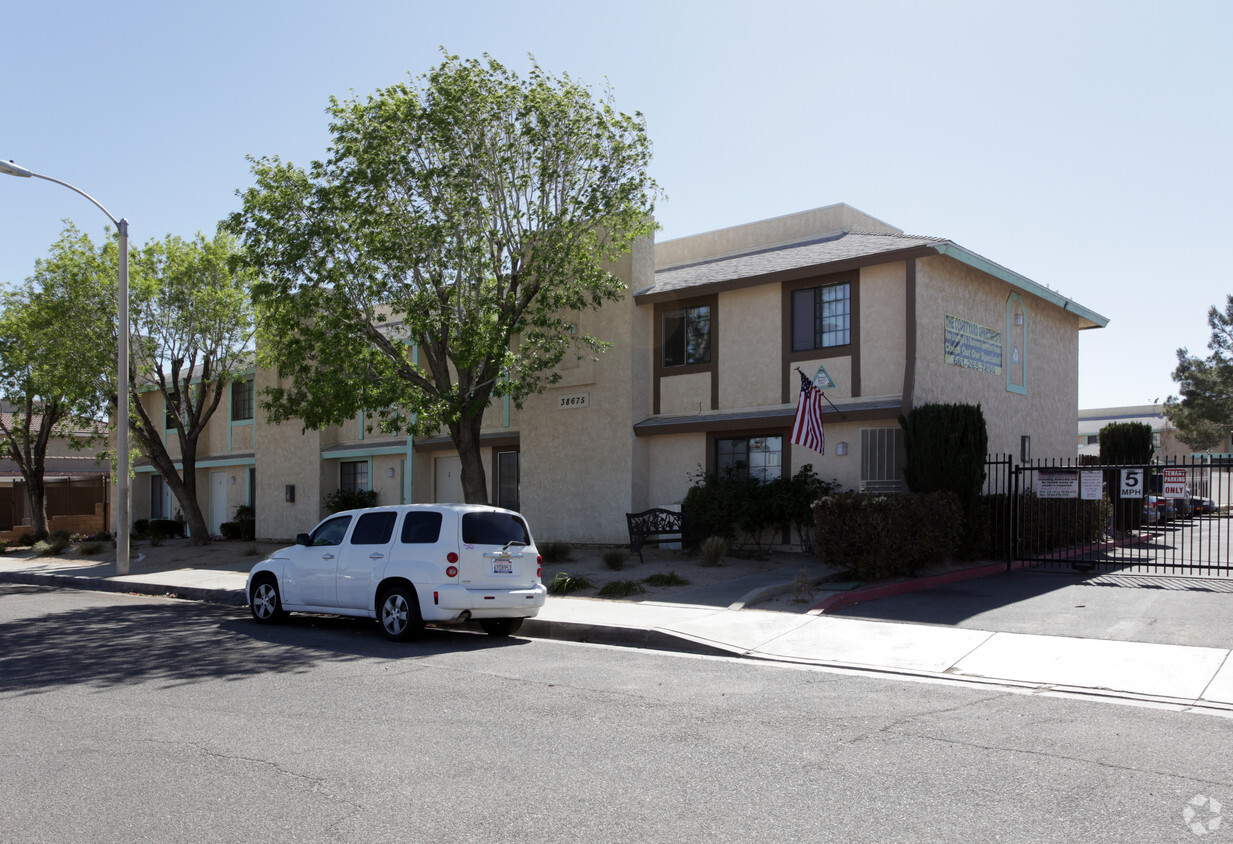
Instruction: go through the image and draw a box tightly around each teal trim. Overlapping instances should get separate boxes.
[358,410,365,441]
[405,436,415,502]
[1006,292,1027,396]
[503,394,510,427]
[137,456,256,473]
[933,243,1109,329]
[322,445,408,460]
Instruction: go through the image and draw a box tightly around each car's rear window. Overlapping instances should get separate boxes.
[401,511,443,544]
[462,512,530,546]
[350,511,396,545]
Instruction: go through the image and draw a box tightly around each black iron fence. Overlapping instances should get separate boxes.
[984,455,1232,577]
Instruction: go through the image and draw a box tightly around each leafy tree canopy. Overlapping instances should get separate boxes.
[1164,295,1233,451]
[228,51,660,502]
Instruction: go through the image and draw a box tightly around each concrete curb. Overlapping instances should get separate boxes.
[0,570,248,605]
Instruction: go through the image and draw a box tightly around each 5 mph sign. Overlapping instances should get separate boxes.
[1121,468,1145,498]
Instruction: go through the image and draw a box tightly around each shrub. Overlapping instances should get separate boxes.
[682,464,839,551]
[643,571,690,587]
[813,490,962,580]
[602,549,628,570]
[76,542,105,556]
[233,504,256,541]
[598,579,646,598]
[16,531,46,546]
[148,519,183,539]
[33,534,70,556]
[219,521,242,541]
[132,519,149,537]
[546,572,592,595]
[1100,421,1154,532]
[901,403,988,558]
[699,535,726,567]
[540,542,573,563]
[323,488,378,513]
[0,539,9,553]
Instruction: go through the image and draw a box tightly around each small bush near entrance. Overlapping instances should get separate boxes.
[148,519,184,539]
[813,491,962,580]
[643,571,689,587]
[540,542,573,563]
[546,572,592,595]
[323,488,378,514]
[598,579,646,598]
[683,464,838,551]
[602,549,628,570]
[699,536,726,566]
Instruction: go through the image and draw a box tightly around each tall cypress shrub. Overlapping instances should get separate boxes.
[900,403,988,558]
[1099,421,1154,532]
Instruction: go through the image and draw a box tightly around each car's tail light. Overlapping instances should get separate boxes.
[537,554,543,578]
[447,552,459,563]
[446,565,458,578]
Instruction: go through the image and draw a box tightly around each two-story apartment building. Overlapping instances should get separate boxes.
[126,203,1107,545]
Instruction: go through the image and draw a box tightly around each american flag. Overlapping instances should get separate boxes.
[790,370,826,453]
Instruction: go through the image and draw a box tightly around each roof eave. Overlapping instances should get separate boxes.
[931,243,1109,330]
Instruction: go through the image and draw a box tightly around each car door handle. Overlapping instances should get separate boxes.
[368,553,385,560]
[320,554,335,561]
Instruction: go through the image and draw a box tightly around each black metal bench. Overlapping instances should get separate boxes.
[626,508,698,563]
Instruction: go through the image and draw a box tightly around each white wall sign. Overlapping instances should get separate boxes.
[557,392,589,409]
[1037,469,1078,498]
[1080,470,1103,500]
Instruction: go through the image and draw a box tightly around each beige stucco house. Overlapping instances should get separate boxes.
[124,203,1107,545]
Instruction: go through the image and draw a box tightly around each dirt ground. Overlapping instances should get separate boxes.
[107,536,826,612]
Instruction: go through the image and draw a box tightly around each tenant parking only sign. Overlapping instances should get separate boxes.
[1162,467,1187,497]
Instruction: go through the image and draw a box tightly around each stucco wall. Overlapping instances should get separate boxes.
[911,255,1080,460]
[253,366,323,541]
[644,432,705,508]
[858,263,907,398]
[717,285,781,408]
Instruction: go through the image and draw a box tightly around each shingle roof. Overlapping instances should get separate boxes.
[639,231,946,298]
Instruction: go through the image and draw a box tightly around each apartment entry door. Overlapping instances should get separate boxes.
[434,455,463,503]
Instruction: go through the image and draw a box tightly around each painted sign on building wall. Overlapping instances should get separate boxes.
[944,314,1003,375]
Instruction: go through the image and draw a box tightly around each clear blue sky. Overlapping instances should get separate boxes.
[2,0,1229,411]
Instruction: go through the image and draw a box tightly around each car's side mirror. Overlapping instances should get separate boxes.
[296,532,311,546]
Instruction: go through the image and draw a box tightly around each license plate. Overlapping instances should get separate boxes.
[493,559,514,574]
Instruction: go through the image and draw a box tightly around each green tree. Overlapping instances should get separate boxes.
[0,224,113,534]
[125,230,256,544]
[1164,295,1233,451]
[1099,420,1154,533]
[228,52,659,503]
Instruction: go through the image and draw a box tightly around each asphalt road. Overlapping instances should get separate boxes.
[2,584,1231,842]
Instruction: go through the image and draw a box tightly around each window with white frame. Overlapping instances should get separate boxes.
[716,435,783,483]
[792,282,850,351]
[860,428,905,493]
[340,460,369,492]
[662,304,712,367]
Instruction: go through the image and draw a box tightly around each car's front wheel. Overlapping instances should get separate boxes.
[378,585,424,642]
[250,576,287,624]
[479,617,524,637]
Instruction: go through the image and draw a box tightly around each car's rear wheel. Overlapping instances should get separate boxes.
[378,585,424,641]
[479,617,524,637]
[250,577,287,624]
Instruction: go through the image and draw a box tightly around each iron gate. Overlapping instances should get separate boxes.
[985,455,1233,577]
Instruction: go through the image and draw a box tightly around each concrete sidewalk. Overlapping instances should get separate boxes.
[2,553,1231,715]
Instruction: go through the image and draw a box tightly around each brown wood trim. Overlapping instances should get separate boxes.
[901,259,917,415]
[781,270,861,402]
[653,294,719,415]
[640,244,939,305]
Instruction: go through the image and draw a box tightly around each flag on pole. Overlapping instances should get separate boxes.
[790,370,826,453]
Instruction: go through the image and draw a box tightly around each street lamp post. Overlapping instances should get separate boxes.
[0,159,131,575]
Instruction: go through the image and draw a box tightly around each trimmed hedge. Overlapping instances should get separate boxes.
[813,491,962,580]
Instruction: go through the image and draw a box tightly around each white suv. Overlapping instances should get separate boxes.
[247,503,546,640]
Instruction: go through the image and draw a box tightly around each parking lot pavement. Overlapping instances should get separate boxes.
[828,569,1233,650]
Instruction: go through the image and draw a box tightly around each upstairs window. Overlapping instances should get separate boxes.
[662,304,711,367]
[792,282,850,351]
[231,379,254,421]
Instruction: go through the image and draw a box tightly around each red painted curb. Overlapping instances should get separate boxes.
[811,559,1032,614]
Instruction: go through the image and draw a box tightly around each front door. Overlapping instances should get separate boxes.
[434,455,463,503]
[210,472,228,536]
